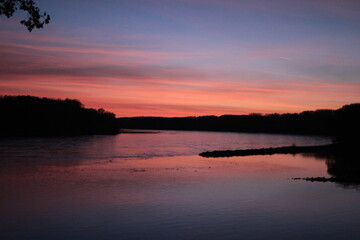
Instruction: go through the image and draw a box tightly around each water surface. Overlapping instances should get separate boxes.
[1,131,359,240]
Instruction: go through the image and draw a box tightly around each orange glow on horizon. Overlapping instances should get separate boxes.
[1,18,359,118]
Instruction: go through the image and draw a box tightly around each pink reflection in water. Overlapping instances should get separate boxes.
[1,132,358,240]
[0,154,328,223]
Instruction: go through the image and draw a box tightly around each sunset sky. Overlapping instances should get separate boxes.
[1,0,359,117]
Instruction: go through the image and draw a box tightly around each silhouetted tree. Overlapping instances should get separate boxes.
[0,96,119,136]
[0,0,50,31]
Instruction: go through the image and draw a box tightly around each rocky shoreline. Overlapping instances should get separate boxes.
[199,144,334,158]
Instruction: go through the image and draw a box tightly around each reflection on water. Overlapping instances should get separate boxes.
[0,130,331,163]
[1,131,359,240]
[301,144,360,188]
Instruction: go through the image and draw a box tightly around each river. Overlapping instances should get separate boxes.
[0,131,359,240]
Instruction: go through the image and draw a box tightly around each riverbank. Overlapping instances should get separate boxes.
[200,142,360,185]
[199,144,334,158]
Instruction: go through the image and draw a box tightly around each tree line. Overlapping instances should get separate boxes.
[0,95,119,136]
[118,103,360,141]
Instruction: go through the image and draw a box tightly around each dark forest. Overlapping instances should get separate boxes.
[0,95,119,136]
[119,103,360,140]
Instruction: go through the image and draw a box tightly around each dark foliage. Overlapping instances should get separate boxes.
[0,0,50,31]
[293,142,360,186]
[118,103,360,140]
[0,95,119,136]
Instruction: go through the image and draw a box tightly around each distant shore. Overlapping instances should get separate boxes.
[118,103,360,139]
[119,129,160,134]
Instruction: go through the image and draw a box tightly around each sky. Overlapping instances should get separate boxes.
[0,0,359,117]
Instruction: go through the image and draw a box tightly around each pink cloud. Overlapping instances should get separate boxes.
[1,20,359,117]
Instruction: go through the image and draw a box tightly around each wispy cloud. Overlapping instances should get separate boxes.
[1,1,359,116]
